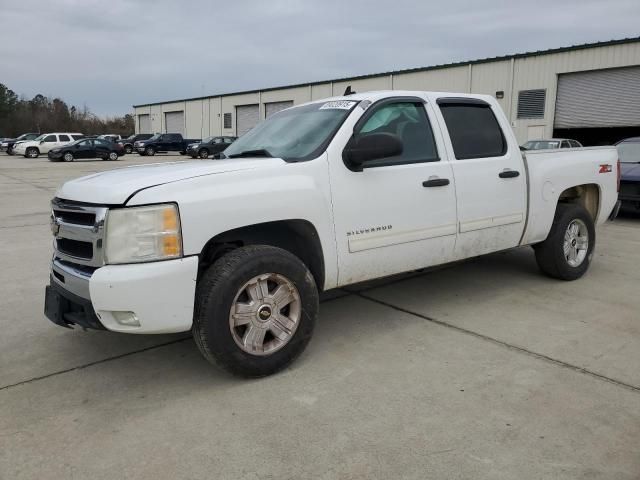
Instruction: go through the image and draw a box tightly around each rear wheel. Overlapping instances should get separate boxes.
[63,152,74,162]
[534,204,595,280]
[199,148,209,159]
[26,147,39,158]
[145,146,155,156]
[107,151,119,161]
[193,245,318,377]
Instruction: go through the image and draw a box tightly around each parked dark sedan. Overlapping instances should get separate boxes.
[187,136,237,159]
[48,138,124,162]
[1,132,40,154]
[616,137,640,212]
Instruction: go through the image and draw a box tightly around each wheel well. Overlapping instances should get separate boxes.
[558,184,600,221]
[199,220,325,290]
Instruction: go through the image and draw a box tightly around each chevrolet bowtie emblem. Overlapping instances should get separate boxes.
[50,216,60,236]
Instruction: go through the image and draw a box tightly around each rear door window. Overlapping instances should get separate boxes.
[58,135,70,142]
[438,102,506,159]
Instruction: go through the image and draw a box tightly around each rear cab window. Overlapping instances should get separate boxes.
[437,98,506,159]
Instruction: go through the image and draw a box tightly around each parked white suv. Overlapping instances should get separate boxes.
[14,133,83,158]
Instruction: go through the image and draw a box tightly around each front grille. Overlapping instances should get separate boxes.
[51,199,108,267]
[56,238,93,259]
[52,209,96,226]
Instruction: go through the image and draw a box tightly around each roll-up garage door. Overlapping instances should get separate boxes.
[265,101,293,118]
[138,114,151,133]
[164,111,184,134]
[555,66,640,128]
[236,104,259,136]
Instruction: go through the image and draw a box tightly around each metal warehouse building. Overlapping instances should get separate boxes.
[133,37,640,146]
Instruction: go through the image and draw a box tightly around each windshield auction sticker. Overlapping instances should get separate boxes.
[319,101,357,110]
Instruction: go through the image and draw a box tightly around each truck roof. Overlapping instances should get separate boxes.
[303,90,495,106]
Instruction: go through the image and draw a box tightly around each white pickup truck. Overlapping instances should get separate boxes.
[45,91,620,377]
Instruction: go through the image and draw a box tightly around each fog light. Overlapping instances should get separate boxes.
[112,311,140,327]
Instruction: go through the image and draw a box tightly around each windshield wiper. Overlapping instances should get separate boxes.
[227,149,273,158]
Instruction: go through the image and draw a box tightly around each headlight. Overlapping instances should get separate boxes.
[104,204,182,264]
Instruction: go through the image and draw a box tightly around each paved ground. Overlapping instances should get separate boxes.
[1,152,639,479]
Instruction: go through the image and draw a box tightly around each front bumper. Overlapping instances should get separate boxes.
[48,151,63,159]
[45,256,198,334]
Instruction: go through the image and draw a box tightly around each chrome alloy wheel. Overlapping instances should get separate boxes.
[564,219,589,267]
[229,273,302,356]
[63,152,73,162]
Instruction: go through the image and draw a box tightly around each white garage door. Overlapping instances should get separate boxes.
[165,111,184,134]
[138,114,151,133]
[265,101,293,118]
[555,66,640,128]
[236,104,259,136]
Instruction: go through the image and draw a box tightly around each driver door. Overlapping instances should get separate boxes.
[328,98,458,286]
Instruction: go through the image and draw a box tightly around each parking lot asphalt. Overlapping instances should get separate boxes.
[1,152,639,479]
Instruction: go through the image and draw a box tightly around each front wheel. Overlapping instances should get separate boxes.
[198,148,209,159]
[124,145,133,154]
[144,146,155,156]
[534,203,595,281]
[193,245,318,377]
[63,152,74,162]
[25,147,39,158]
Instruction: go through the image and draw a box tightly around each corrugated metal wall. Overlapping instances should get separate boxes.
[135,41,640,143]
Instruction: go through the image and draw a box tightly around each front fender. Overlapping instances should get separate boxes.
[126,155,339,289]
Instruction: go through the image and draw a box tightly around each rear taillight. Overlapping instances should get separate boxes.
[617,158,621,192]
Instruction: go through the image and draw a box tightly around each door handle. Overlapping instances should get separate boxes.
[422,178,450,187]
[499,169,520,179]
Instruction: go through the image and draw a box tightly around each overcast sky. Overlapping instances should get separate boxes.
[2,0,639,116]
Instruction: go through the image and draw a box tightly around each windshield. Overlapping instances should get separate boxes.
[523,140,560,150]
[617,142,640,163]
[223,100,359,161]
[148,134,161,141]
[17,134,29,140]
[201,136,215,143]
[33,134,46,141]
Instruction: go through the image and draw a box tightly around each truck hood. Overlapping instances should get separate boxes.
[621,162,640,182]
[56,158,284,204]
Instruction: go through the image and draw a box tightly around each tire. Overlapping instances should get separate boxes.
[145,146,155,156]
[534,203,595,281]
[107,151,119,161]
[124,145,133,154]
[198,148,209,159]
[63,152,74,162]
[25,147,39,159]
[193,245,319,377]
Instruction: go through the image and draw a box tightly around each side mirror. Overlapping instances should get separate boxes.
[343,133,403,171]
[39,140,45,144]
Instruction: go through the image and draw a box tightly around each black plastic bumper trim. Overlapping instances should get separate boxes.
[44,277,106,330]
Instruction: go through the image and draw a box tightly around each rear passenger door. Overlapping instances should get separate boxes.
[436,98,526,259]
[93,139,110,159]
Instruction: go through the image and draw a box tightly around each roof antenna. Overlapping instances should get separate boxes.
[343,85,356,96]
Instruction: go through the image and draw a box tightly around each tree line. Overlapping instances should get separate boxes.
[0,83,134,138]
